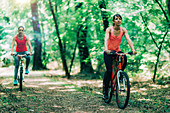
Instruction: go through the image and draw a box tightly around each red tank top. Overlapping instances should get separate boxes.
[108,27,123,52]
[15,34,28,52]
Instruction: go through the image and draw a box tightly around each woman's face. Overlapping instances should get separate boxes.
[113,16,122,26]
[18,28,24,35]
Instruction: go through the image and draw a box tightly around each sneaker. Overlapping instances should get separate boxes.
[13,80,18,86]
[25,68,29,74]
[102,93,108,100]
[102,86,108,100]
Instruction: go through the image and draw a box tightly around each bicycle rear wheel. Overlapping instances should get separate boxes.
[104,80,113,103]
[19,67,23,91]
[116,71,130,109]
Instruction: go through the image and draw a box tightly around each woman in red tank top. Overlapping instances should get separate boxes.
[102,14,137,100]
[15,34,28,52]
[11,26,33,86]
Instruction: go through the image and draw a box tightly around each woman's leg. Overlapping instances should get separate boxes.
[14,56,20,80]
[103,52,113,95]
[23,51,30,74]
[25,55,30,69]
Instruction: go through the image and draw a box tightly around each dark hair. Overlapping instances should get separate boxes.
[18,26,24,30]
[112,14,122,21]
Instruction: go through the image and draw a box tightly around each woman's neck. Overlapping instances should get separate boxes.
[18,33,23,37]
[113,25,120,30]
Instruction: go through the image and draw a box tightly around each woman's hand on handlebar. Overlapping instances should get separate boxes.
[104,50,111,54]
[30,52,33,56]
[11,52,15,56]
[132,50,137,55]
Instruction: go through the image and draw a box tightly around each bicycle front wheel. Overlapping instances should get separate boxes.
[116,71,130,109]
[19,67,23,91]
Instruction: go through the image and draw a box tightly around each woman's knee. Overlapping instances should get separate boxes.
[26,56,30,61]
[14,57,19,66]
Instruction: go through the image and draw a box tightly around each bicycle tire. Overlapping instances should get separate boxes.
[104,80,113,103]
[116,71,130,109]
[19,67,23,91]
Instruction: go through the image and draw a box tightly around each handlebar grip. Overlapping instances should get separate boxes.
[26,54,30,56]
[128,52,133,55]
[110,50,116,55]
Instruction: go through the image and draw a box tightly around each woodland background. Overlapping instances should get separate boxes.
[0,0,169,82]
[0,0,169,112]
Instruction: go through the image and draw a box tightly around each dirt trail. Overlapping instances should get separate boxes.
[0,68,142,113]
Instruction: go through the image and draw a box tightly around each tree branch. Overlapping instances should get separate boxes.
[155,0,169,23]
[140,12,159,49]
[49,0,70,78]
[69,25,83,73]
[152,29,168,82]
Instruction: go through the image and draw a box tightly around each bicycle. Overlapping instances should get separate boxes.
[12,53,30,91]
[104,51,134,109]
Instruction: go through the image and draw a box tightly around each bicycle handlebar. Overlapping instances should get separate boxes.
[107,51,134,56]
[11,53,30,57]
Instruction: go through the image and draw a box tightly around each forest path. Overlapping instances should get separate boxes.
[0,67,169,112]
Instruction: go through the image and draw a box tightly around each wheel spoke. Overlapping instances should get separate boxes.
[116,71,130,109]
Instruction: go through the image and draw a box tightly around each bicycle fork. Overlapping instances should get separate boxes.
[117,56,126,91]
[117,70,126,91]
[19,57,24,80]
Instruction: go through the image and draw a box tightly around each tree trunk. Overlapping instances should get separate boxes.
[75,2,94,73]
[40,22,47,69]
[95,0,109,74]
[168,0,170,16]
[78,26,94,73]
[30,0,44,70]
[49,0,70,78]
[152,0,169,82]
[153,30,168,83]
[98,0,109,31]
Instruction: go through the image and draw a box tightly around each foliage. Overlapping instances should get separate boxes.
[0,0,169,80]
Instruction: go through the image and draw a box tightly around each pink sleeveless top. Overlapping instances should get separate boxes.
[15,34,28,52]
[108,27,123,52]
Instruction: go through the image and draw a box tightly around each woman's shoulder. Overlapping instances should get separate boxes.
[121,27,127,33]
[108,26,113,30]
[24,35,29,41]
[106,26,113,32]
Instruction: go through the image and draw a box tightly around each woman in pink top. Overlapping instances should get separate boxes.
[11,26,33,86]
[103,14,137,100]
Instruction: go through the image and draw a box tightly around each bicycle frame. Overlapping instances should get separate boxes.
[17,54,27,66]
[111,53,127,90]
[104,51,133,108]
[19,55,24,79]
[13,54,28,91]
